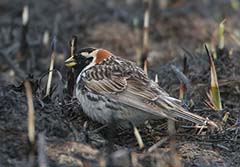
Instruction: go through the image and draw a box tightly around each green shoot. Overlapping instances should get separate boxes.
[205,45,222,111]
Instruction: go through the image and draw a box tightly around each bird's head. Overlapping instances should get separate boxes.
[64,47,112,71]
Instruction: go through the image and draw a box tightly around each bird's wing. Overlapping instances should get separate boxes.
[83,75,171,118]
[82,74,217,127]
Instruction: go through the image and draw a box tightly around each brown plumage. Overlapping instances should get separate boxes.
[65,47,218,129]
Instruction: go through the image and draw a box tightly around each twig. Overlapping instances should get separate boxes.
[40,30,50,58]
[45,69,64,102]
[143,59,148,77]
[179,57,188,100]
[216,144,230,151]
[91,124,108,133]
[222,112,230,123]
[133,125,144,149]
[181,125,208,129]
[19,5,29,59]
[3,42,20,54]
[45,37,57,97]
[148,136,169,152]
[197,120,207,135]
[42,30,50,48]
[24,80,35,144]
[67,36,77,96]
[44,13,60,97]
[155,74,158,83]
[24,80,36,167]
[141,0,151,68]
[133,18,141,65]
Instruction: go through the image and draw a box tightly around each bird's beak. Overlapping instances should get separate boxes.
[64,56,77,67]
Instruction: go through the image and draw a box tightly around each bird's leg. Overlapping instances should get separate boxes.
[81,122,109,145]
[167,119,176,137]
[171,64,192,108]
[81,122,117,149]
[103,122,118,153]
[82,121,89,143]
[167,119,181,167]
[130,122,144,149]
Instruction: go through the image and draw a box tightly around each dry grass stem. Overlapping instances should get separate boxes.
[148,137,169,152]
[218,19,226,50]
[155,74,158,83]
[19,5,29,61]
[24,80,35,144]
[22,5,29,26]
[45,37,57,97]
[222,112,230,123]
[42,31,50,48]
[144,59,148,76]
[181,125,208,129]
[197,119,208,135]
[141,0,151,67]
[133,18,141,65]
[133,126,144,149]
[66,36,77,96]
[179,84,184,100]
[179,57,188,100]
[70,36,77,56]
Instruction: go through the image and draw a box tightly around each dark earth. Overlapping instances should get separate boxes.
[0,0,240,166]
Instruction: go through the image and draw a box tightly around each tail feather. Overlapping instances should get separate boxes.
[157,97,218,128]
[108,90,218,129]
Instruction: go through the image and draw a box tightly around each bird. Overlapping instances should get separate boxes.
[64,47,218,129]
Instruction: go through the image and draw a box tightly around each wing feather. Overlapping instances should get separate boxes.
[78,56,218,128]
[83,75,177,118]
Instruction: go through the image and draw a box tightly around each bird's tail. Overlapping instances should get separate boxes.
[157,96,218,128]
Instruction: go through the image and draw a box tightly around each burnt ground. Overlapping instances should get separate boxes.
[0,0,240,166]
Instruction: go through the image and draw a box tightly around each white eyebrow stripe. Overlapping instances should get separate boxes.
[89,49,99,58]
[81,52,89,57]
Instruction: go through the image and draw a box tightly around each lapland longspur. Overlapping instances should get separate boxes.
[65,47,218,129]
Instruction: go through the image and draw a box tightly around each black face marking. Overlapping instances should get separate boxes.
[73,47,96,75]
[74,56,93,75]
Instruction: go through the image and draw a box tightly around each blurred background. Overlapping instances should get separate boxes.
[0,0,240,167]
[0,0,240,84]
